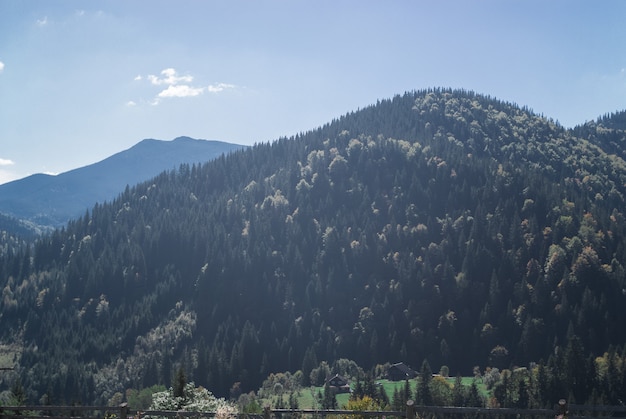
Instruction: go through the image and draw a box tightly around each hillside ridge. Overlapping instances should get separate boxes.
[1,88,625,406]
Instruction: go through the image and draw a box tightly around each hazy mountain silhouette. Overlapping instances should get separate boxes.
[0,136,246,230]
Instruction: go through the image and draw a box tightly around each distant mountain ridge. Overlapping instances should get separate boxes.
[0,136,246,230]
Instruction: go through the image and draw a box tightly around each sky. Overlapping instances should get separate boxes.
[1,0,625,185]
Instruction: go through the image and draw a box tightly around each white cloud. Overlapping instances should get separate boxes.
[0,61,4,73]
[0,158,15,166]
[126,100,137,107]
[148,68,193,86]
[157,84,205,98]
[36,16,48,26]
[208,83,236,93]
[131,67,237,106]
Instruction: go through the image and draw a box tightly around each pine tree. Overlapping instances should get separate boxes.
[174,367,187,400]
[321,383,337,409]
[517,378,529,408]
[376,384,390,409]
[452,375,464,406]
[301,348,317,386]
[467,380,482,407]
[403,379,412,405]
[416,360,432,405]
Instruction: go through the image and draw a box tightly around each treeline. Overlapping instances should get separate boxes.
[136,338,626,412]
[251,337,626,411]
[1,89,626,405]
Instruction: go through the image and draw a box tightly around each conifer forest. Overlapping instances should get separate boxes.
[1,89,626,408]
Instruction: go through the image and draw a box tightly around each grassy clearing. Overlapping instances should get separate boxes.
[278,377,489,409]
[373,378,489,401]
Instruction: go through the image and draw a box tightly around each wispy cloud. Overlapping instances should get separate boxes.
[148,68,193,86]
[208,83,236,93]
[0,61,4,73]
[0,158,15,166]
[131,68,237,106]
[36,16,48,27]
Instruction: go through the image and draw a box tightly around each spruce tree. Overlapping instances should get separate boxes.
[322,382,337,409]
[452,375,464,406]
[416,359,432,405]
[174,367,187,400]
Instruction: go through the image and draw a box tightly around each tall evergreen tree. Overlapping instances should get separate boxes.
[416,360,432,405]
[173,367,187,400]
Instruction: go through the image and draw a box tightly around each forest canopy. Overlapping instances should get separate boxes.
[1,89,625,406]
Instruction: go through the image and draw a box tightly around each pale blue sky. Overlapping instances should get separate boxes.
[1,0,625,184]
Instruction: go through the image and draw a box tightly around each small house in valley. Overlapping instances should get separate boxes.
[387,362,417,381]
[326,373,351,393]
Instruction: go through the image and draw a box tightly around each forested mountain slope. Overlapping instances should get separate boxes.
[1,89,626,405]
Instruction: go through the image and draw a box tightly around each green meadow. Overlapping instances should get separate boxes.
[268,378,489,409]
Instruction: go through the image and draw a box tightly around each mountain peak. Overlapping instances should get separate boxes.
[0,137,247,230]
[172,136,199,142]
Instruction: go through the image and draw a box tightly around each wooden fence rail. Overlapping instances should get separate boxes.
[1,401,625,419]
